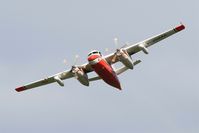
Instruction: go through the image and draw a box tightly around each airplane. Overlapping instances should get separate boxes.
[15,24,185,92]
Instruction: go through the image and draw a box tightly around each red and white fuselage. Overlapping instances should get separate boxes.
[87,51,121,90]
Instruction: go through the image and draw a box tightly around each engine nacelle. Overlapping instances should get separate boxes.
[72,66,89,86]
[116,49,134,69]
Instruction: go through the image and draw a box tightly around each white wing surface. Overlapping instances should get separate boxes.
[104,24,185,64]
[15,61,95,92]
[15,70,74,92]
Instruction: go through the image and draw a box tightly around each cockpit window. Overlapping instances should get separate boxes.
[88,51,101,57]
[88,52,93,57]
[92,51,98,54]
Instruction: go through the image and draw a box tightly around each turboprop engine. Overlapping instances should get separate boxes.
[71,66,89,86]
[112,48,134,69]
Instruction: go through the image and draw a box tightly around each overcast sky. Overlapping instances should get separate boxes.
[0,0,198,133]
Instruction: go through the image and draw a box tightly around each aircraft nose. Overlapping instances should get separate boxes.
[88,55,99,61]
[108,77,122,90]
[114,82,122,90]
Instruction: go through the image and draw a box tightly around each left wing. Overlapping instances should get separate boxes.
[15,70,73,92]
[125,24,185,55]
[104,24,185,64]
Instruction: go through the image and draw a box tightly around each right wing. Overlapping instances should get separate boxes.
[15,70,74,92]
[104,24,185,64]
[15,62,94,92]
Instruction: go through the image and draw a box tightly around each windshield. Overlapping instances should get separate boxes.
[88,51,101,57]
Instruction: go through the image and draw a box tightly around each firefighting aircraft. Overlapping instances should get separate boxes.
[15,24,185,92]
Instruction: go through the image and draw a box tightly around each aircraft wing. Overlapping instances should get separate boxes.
[15,70,73,92]
[104,24,185,64]
[15,63,94,92]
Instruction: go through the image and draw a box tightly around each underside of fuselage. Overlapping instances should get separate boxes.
[87,51,121,90]
[92,60,121,90]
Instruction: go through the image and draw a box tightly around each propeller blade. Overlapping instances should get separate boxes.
[75,54,79,59]
[105,48,109,52]
[112,54,117,63]
[63,59,67,65]
[114,37,120,48]
[121,42,129,48]
[73,54,79,65]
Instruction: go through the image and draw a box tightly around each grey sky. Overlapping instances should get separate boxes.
[0,0,198,133]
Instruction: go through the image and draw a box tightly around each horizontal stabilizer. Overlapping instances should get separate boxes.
[116,60,141,75]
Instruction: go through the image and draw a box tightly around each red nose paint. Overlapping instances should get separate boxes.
[88,54,100,61]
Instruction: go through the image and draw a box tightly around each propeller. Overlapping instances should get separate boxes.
[63,54,79,66]
[62,54,89,86]
[73,54,79,66]
[71,54,82,79]
[63,59,67,65]
[104,37,119,53]
[62,54,81,78]
[105,37,128,53]
[114,37,129,49]
[114,37,120,49]
[105,48,109,53]
[111,37,129,62]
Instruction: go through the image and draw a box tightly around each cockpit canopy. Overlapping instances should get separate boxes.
[88,50,102,57]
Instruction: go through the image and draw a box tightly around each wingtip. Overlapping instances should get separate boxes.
[175,24,185,31]
[15,86,26,92]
